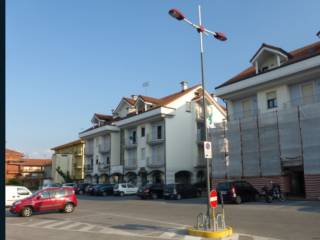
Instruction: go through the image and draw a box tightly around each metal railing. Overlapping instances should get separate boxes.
[98,163,109,172]
[124,158,137,170]
[146,134,165,145]
[84,148,93,156]
[124,140,137,149]
[147,157,164,168]
[98,144,110,153]
[84,165,93,173]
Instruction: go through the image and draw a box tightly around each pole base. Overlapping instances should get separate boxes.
[187,226,233,239]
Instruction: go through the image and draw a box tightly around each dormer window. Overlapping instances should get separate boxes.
[250,43,290,74]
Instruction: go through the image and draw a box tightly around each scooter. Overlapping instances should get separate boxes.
[261,183,285,203]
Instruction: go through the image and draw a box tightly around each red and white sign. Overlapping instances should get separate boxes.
[210,190,218,208]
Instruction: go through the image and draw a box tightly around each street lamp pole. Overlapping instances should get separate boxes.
[169,5,227,228]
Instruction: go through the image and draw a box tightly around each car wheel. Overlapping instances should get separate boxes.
[151,193,158,200]
[235,196,242,204]
[176,194,182,200]
[64,203,74,213]
[120,192,124,197]
[102,191,107,197]
[21,206,32,217]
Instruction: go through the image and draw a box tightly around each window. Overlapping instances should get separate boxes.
[157,126,162,139]
[17,188,29,195]
[186,102,191,112]
[301,82,314,104]
[267,91,277,109]
[129,130,137,144]
[241,99,252,118]
[106,156,110,165]
[141,148,146,160]
[141,127,145,137]
[40,191,49,199]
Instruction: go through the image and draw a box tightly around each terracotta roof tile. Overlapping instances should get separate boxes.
[216,41,320,89]
[20,159,52,166]
[123,97,135,105]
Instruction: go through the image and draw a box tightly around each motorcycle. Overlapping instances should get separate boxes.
[261,182,285,203]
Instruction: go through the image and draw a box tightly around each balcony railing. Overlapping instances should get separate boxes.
[147,157,164,168]
[124,140,137,150]
[124,159,137,170]
[73,162,83,169]
[98,144,110,154]
[98,163,109,173]
[84,165,93,173]
[284,94,320,109]
[146,134,165,145]
[84,148,93,156]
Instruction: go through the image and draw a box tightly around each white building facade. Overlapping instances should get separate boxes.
[80,83,226,186]
[214,41,320,199]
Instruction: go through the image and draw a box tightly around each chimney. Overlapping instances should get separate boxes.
[180,81,188,91]
[131,95,138,100]
[210,93,218,102]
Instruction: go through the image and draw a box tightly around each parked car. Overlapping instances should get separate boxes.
[6,186,32,207]
[113,183,138,196]
[137,184,164,199]
[62,183,79,192]
[94,184,114,196]
[76,183,92,195]
[9,187,78,217]
[88,184,105,195]
[84,183,94,194]
[216,180,260,204]
[163,184,202,200]
[41,183,62,190]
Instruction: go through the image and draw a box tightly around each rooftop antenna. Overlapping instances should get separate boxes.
[142,81,150,95]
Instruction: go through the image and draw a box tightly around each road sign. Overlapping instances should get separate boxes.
[204,141,212,158]
[210,190,218,208]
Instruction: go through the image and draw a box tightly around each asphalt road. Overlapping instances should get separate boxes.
[6,195,320,240]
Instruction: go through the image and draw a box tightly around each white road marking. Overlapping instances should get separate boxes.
[159,232,177,238]
[43,221,72,229]
[58,222,84,230]
[28,220,57,227]
[76,224,96,232]
[183,236,202,240]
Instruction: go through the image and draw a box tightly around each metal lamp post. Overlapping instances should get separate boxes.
[169,6,227,228]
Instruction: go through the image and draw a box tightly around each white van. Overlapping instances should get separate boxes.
[5,185,32,207]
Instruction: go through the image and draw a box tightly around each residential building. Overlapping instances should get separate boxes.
[80,82,226,186]
[79,114,121,184]
[51,139,85,183]
[19,159,52,189]
[214,41,320,199]
[5,149,24,180]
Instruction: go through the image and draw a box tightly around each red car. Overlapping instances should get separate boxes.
[10,187,78,217]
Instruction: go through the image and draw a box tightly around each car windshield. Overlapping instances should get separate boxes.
[217,182,231,191]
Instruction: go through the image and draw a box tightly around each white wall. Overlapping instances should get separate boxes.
[257,85,290,113]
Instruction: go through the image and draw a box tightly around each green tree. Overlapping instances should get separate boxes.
[56,166,73,183]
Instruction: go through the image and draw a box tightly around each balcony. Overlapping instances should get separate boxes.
[284,94,320,109]
[84,148,93,156]
[124,159,137,170]
[73,162,83,169]
[124,140,137,150]
[98,163,109,173]
[84,164,93,173]
[147,157,164,168]
[75,151,83,157]
[98,144,110,154]
[146,134,165,145]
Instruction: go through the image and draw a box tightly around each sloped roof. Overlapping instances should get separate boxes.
[20,159,52,166]
[250,43,291,63]
[6,149,24,157]
[123,97,135,105]
[51,139,84,151]
[94,113,113,121]
[216,41,320,89]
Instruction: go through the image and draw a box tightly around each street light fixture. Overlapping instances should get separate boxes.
[169,5,227,229]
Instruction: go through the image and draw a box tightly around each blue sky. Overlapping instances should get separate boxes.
[6,0,320,158]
